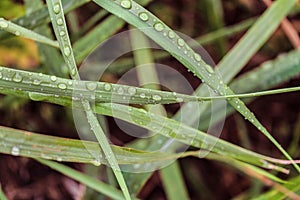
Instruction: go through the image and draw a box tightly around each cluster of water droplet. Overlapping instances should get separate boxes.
[115,0,219,90]
[50,2,77,78]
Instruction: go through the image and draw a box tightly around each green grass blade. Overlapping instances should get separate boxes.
[0,123,289,194]
[252,176,300,200]
[73,0,152,63]
[218,0,296,83]
[46,1,131,199]
[0,185,7,200]
[202,0,227,57]
[93,0,300,173]
[0,82,296,172]
[160,162,190,200]
[35,159,133,200]
[199,48,300,130]
[0,0,88,41]
[108,18,255,75]
[0,18,59,47]
[73,15,125,63]
[0,66,207,105]
[130,28,190,198]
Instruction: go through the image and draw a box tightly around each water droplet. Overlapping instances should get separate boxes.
[168,30,175,39]
[11,146,20,156]
[56,157,63,162]
[176,97,183,103]
[50,75,57,82]
[53,3,61,14]
[204,64,214,74]
[15,31,20,36]
[28,92,48,101]
[12,73,22,82]
[152,94,162,101]
[86,82,97,91]
[117,87,124,95]
[59,31,66,36]
[140,93,146,98]
[194,53,202,62]
[63,46,71,56]
[139,12,149,21]
[33,79,41,85]
[154,22,164,32]
[58,83,67,89]
[57,18,63,25]
[71,67,77,77]
[128,87,136,95]
[120,0,132,9]
[177,38,185,47]
[104,83,111,91]
[0,19,8,28]
[0,72,2,79]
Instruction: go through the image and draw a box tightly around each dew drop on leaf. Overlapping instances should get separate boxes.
[154,22,164,32]
[28,92,48,101]
[120,0,132,9]
[177,38,185,47]
[152,94,162,101]
[59,31,66,36]
[140,93,146,98]
[63,46,71,56]
[58,83,67,90]
[56,18,63,25]
[176,97,183,103]
[86,82,97,91]
[138,12,149,21]
[11,146,20,156]
[50,75,57,82]
[168,30,176,39]
[53,3,61,14]
[104,83,112,91]
[128,87,136,95]
[33,79,41,85]
[204,64,214,74]
[12,73,22,83]
[117,87,124,95]
[194,53,202,62]
[0,18,8,28]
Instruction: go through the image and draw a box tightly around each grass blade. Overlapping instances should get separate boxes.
[160,162,190,200]
[46,0,131,199]
[0,185,7,200]
[36,159,133,200]
[93,0,300,173]
[0,18,58,47]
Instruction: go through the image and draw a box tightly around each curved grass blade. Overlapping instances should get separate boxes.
[0,0,89,41]
[130,28,190,199]
[93,0,300,172]
[0,82,297,173]
[45,1,131,199]
[0,123,290,195]
[253,176,300,200]
[36,159,137,200]
[0,18,59,47]
[108,17,255,75]
[0,66,205,104]
[199,48,300,129]
[73,0,152,63]
[0,124,290,185]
